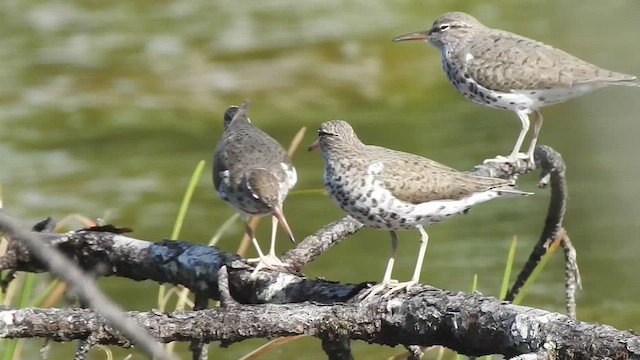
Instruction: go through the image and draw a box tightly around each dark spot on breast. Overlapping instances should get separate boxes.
[368,215,375,221]
[438,205,445,210]
[509,101,515,105]
[538,96,546,102]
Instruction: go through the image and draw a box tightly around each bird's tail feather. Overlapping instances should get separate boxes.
[610,80,640,88]
[495,187,533,197]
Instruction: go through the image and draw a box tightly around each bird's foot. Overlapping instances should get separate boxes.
[482,152,530,165]
[247,254,290,279]
[246,254,288,267]
[358,280,399,301]
[381,280,418,298]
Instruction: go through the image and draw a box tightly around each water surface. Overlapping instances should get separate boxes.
[2,1,640,358]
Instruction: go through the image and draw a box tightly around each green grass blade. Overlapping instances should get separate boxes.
[2,273,36,360]
[160,160,206,354]
[0,181,16,360]
[208,213,240,246]
[158,160,206,311]
[2,340,17,360]
[469,274,478,293]
[6,274,36,360]
[499,236,518,300]
[289,188,327,196]
[17,274,34,308]
[29,279,61,307]
[170,160,206,240]
[513,239,561,305]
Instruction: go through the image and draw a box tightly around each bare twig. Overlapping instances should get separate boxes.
[217,265,238,307]
[0,211,176,360]
[321,336,353,360]
[189,294,210,360]
[560,234,581,318]
[281,216,363,270]
[504,145,576,306]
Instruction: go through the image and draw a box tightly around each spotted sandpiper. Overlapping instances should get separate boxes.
[393,11,639,163]
[309,120,531,298]
[213,100,297,276]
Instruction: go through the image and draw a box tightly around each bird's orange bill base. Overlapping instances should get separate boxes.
[273,207,295,243]
[308,139,320,151]
[392,31,428,42]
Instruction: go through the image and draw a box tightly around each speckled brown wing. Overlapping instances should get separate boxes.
[367,146,511,204]
[462,29,637,92]
[214,122,291,188]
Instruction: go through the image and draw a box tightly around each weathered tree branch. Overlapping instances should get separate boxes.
[0,212,176,360]
[0,145,591,358]
[503,146,580,320]
[1,288,639,359]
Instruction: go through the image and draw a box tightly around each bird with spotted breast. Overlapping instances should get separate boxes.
[393,11,639,164]
[213,100,297,276]
[309,120,531,298]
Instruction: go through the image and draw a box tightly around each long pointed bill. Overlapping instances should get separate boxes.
[392,31,428,42]
[308,139,320,151]
[273,207,295,243]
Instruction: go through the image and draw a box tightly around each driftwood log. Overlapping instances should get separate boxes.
[1,145,631,360]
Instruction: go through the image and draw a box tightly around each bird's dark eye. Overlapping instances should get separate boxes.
[439,24,450,31]
[318,130,336,137]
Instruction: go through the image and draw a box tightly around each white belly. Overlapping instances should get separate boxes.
[443,58,606,112]
[325,162,503,231]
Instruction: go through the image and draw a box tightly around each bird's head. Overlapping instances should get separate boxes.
[222,100,251,130]
[308,120,362,153]
[392,12,485,52]
[245,168,294,242]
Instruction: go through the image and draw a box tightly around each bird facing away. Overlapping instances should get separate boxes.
[308,120,531,298]
[393,11,639,163]
[213,100,297,276]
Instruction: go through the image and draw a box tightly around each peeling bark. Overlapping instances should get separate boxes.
[1,289,639,359]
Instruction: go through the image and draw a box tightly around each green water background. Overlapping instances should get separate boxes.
[2,1,640,358]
